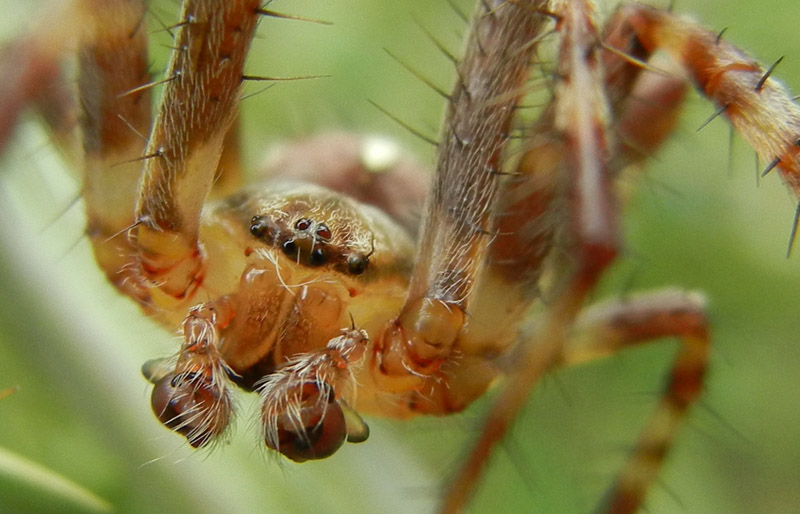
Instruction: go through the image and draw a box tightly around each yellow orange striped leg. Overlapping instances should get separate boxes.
[564,289,710,514]
[600,6,689,171]
[76,0,152,299]
[619,4,800,201]
[0,0,150,299]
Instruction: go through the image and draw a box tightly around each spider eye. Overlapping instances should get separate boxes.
[347,254,368,275]
[249,215,269,238]
[309,248,326,266]
[282,239,297,256]
[264,381,346,463]
[295,218,312,231]
[315,223,332,241]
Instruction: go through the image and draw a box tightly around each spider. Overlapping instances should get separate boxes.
[1,1,800,512]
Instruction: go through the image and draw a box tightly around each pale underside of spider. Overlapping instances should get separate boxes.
[2,1,800,513]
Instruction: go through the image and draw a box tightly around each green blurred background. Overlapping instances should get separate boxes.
[0,0,799,513]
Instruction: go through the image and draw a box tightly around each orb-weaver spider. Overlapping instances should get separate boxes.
[1,1,800,512]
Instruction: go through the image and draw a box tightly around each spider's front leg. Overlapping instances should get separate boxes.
[79,0,151,300]
[132,0,260,306]
[373,0,551,406]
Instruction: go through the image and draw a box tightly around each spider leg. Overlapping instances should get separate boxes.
[566,289,710,514]
[441,0,623,511]
[600,7,688,172]
[618,4,800,199]
[209,117,244,200]
[446,3,797,511]
[462,0,692,368]
[0,31,78,163]
[376,0,550,381]
[132,0,260,304]
[0,0,83,155]
[77,0,153,299]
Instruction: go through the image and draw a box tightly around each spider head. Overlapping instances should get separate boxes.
[234,182,411,279]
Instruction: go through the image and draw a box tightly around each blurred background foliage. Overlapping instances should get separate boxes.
[0,0,799,513]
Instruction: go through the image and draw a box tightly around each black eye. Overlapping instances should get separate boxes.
[309,248,326,266]
[295,218,312,231]
[315,223,332,241]
[250,215,268,238]
[282,240,297,256]
[347,254,368,275]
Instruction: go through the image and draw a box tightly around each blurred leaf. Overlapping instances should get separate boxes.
[0,447,111,514]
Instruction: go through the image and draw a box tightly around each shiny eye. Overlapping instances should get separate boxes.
[347,254,368,275]
[309,248,326,266]
[315,223,332,241]
[295,218,312,231]
[282,239,297,256]
[249,215,268,238]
